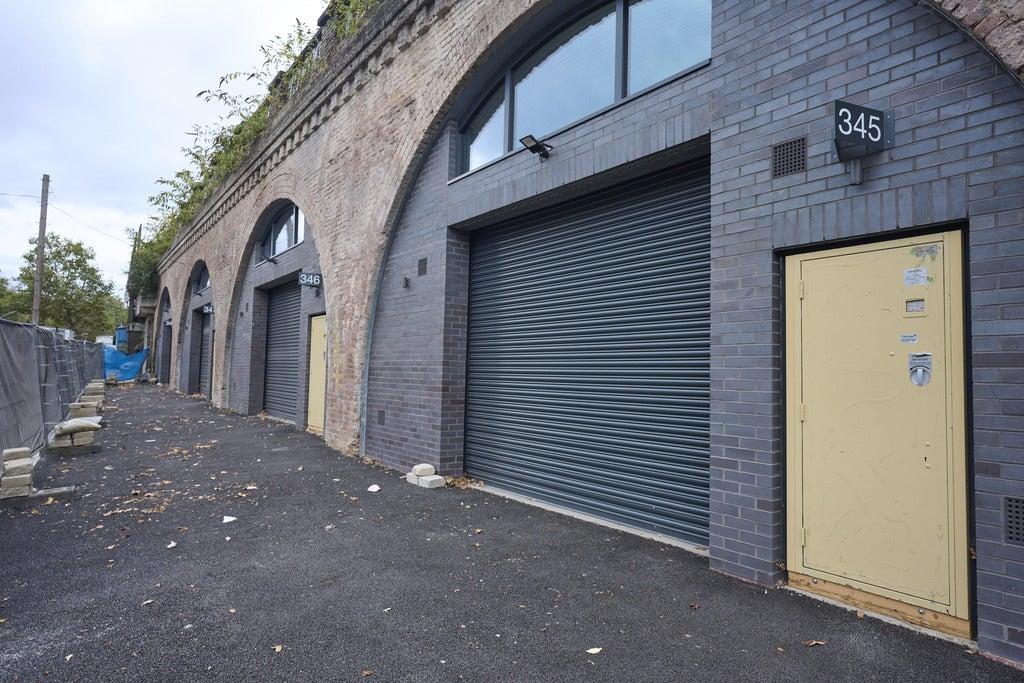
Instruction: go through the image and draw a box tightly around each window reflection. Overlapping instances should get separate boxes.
[459,0,711,174]
[463,86,506,171]
[513,5,616,142]
[628,0,711,94]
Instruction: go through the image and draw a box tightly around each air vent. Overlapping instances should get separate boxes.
[418,258,428,276]
[772,137,807,177]
[377,410,386,426]
[1007,497,1024,546]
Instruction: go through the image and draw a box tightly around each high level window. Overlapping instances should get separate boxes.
[260,203,306,261]
[460,0,711,173]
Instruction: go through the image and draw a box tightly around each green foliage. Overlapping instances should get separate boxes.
[126,19,320,298]
[330,0,383,38]
[0,272,13,317]
[3,234,125,341]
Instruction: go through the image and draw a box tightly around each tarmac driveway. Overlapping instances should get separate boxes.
[0,385,1018,681]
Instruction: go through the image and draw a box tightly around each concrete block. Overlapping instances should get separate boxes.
[405,472,420,485]
[72,432,95,446]
[1,473,32,489]
[3,447,30,462]
[3,458,34,477]
[50,435,73,448]
[411,463,435,477]
[416,474,445,489]
[0,486,31,500]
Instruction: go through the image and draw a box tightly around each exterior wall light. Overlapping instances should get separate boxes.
[519,134,553,160]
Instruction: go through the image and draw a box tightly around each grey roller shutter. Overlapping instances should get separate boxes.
[264,282,301,421]
[198,312,213,397]
[158,324,171,384]
[465,162,710,545]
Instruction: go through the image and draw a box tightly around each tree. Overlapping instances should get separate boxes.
[5,234,126,341]
[0,273,12,318]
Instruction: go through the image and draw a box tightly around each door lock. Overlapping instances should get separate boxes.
[908,353,932,387]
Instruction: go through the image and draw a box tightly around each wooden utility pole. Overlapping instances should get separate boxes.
[31,173,50,325]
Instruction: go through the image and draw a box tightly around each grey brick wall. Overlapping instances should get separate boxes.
[225,219,326,426]
[707,0,1023,661]
[362,0,1024,663]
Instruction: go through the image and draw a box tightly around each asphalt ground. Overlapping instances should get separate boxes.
[0,385,1019,682]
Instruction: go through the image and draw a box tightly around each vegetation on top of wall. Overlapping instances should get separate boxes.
[126,0,388,300]
[329,0,384,39]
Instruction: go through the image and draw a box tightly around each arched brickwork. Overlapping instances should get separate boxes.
[924,0,1024,84]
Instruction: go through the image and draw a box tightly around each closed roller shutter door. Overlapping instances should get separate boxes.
[158,323,172,384]
[264,283,301,421]
[198,312,213,397]
[465,163,710,545]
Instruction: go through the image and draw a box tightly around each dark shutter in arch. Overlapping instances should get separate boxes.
[465,162,711,545]
[264,282,302,421]
[198,312,214,398]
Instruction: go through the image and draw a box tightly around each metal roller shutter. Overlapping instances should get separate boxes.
[158,323,171,384]
[264,282,301,421]
[198,312,213,397]
[465,163,711,545]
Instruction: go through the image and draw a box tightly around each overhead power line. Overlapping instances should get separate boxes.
[47,201,133,246]
[0,191,40,199]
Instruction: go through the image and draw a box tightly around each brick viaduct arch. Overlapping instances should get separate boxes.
[153,0,1023,454]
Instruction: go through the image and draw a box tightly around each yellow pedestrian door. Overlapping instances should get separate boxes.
[785,232,969,637]
[307,315,327,435]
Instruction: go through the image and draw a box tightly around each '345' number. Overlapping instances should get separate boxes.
[837,106,882,142]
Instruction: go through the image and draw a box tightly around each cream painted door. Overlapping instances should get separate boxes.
[307,315,327,435]
[785,232,968,633]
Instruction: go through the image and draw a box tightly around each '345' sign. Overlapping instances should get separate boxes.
[832,100,893,161]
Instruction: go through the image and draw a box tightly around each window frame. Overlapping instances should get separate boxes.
[257,203,306,264]
[192,265,211,295]
[456,0,711,176]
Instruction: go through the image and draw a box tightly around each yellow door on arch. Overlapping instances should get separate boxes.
[785,231,969,637]
[307,315,327,435]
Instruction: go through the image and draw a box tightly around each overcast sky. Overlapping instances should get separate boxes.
[0,0,326,294]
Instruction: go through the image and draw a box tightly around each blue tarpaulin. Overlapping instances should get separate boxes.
[104,345,148,381]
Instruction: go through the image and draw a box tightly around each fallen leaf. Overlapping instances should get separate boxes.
[474,529,482,534]
[367,484,381,493]
[166,541,177,549]
[776,647,785,652]
[360,670,373,677]
[222,516,237,524]
[228,608,237,614]
[801,639,826,647]
[856,610,864,619]
[586,647,603,655]
[690,602,700,610]
[65,654,73,662]
[272,645,283,653]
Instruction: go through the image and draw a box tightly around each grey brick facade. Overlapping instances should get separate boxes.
[154,0,1024,665]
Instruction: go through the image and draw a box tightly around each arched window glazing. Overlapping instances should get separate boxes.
[460,0,711,174]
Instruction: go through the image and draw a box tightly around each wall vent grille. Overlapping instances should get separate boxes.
[377,410,386,426]
[773,138,807,177]
[1007,497,1024,546]
[418,258,428,276]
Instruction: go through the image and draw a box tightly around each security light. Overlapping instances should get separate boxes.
[519,134,553,160]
